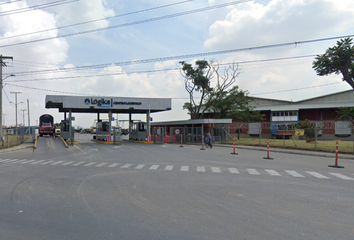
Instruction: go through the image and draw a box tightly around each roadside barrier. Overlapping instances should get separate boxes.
[200,135,205,150]
[263,138,273,160]
[230,136,238,155]
[328,141,344,168]
[180,134,184,148]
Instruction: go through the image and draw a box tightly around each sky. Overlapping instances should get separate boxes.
[0,0,354,129]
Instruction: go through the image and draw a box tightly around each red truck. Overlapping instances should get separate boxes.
[39,114,54,137]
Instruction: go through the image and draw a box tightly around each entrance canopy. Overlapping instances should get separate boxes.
[45,95,171,114]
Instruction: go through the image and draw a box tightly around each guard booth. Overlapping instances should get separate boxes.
[129,122,147,140]
[60,119,74,141]
[96,120,110,141]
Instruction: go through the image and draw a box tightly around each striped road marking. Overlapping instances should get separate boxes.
[4,159,19,163]
[265,169,281,176]
[164,165,173,170]
[134,164,145,169]
[329,173,354,180]
[228,168,239,174]
[149,165,159,170]
[95,163,108,167]
[84,162,96,166]
[0,159,11,162]
[51,161,65,165]
[108,163,120,168]
[22,160,36,164]
[41,161,55,165]
[211,167,221,173]
[120,164,132,169]
[62,161,75,166]
[306,171,329,179]
[285,170,304,177]
[180,166,189,171]
[72,162,85,166]
[247,169,260,175]
[197,166,206,172]
[31,160,45,164]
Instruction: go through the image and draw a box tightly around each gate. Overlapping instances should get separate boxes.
[153,127,164,143]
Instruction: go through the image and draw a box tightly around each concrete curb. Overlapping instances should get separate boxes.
[0,143,34,153]
[59,136,69,148]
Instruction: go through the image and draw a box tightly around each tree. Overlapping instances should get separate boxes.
[336,107,354,120]
[312,37,354,88]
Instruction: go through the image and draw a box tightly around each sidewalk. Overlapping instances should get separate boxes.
[0,138,34,154]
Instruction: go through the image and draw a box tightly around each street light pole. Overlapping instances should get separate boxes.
[11,91,21,145]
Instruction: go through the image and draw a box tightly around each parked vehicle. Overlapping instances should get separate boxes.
[39,114,54,137]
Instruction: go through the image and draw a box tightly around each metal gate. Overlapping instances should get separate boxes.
[153,127,164,143]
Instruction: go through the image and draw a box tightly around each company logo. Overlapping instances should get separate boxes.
[84,98,111,107]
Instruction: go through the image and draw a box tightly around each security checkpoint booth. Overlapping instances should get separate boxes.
[45,95,171,144]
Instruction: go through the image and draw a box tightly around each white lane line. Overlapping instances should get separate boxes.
[121,164,132,169]
[228,168,239,174]
[135,164,145,169]
[306,171,329,179]
[108,163,120,168]
[41,161,55,165]
[30,160,45,164]
[72,161,85,166]
[211,167,221,173]
[265,169,281,176]
[149,165,159,170]
[51,161,65,165]
[0,159,11,162]
[247,169,260,175]
[164,165,174,170]
[285,170,304,178]
[197,166,206,172]
[62,161,75,166]
[22,160,36,164]
[84,162,96,166]
[96,163,108,167]
[329,173,354,180]
[180,166,189,171]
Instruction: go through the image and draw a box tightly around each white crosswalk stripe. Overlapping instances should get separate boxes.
[180,166,189,171]
[31,160,45,164]
[4,159,19,163]
[211,167,221,173]
[108,163,120,168]
[228,168,239,174]
[62,161,75,166]
[149,165,159,170]
[72,161,85,166]
[247,169,260,175]
[329,173,354,180]
[285,170,304,178]
[96,163,108,167]
[0,159,11,162]
[41,161,55,165]
[84,162,96,166]
[197,166,206,172]
[134,164,145,169]
[22,160,36,164]
[265,169,281,176]
[51,161,65,165]
[306,171,329,179]
[164,165,173,170]
[120,164,132,169]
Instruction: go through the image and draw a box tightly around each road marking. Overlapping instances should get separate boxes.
[135,164,145,169]
[120,164,132,169]
[329,173,354,180]
[95,163,108,167]
[228,168,239,174]
[4,159,19,163]
[22,160,36,164]
[211,167,221,173]
[285,170,304,177]
[62,161,75,166]
[247,169,260,175]
[149,165,159,170]
[31,160,45,164]
[164,165,173,170]
[41,161,55,165]
[265,169,281,176]
[197,166,206,172]
[72,161,85,166]
[15,159,28,163]
[180,166,189,171]
[84,162,96,166]
[108,163,120,168]
[306,171,329,179]
[51,161,65,165]
[0,159,11,162]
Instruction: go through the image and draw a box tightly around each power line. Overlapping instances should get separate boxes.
[0,0,251,48]
[0,0,193,41]
[0,0,23,6]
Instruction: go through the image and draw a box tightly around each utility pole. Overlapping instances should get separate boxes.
[27,99,30,133]
[21,109,27,127]
[11,91,21,145]
[0,55,13,147]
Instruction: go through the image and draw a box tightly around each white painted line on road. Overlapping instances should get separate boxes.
[84,162,96,166]
[285,170,304,178]
[265,169,281,176]
[41,161,55,165]
[197,166,206,172]
[120,164,132,169]
[72,161,85,166]
[95,163,108,167]
[149,165,159,170]
[62,161,75,166]
[329,173,354,180]
[22,160,36,164]
[165,165,173,170]
[228,168,239,174]
[211,167,221,173]
[180,166,189,171]
[4,159,19,163]
[31,160,45,164]
[0,159,11,162]
[74,145,87,154]
[135,164,145,169]
[306,171,329,179]
[15,159,28,163]
[108,163,120,168]
[247,169,260,175]
[51,161,65,165]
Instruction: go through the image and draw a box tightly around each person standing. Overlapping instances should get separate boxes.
[205,132,212,148]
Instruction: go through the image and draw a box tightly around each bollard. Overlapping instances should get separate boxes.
[200,135,205,150]
[180,134,184,148]
[263,138,274,160]
[328,141,344,168]
[230,136,238,155]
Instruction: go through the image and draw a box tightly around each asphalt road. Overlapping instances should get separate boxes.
[0,134,353,240]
